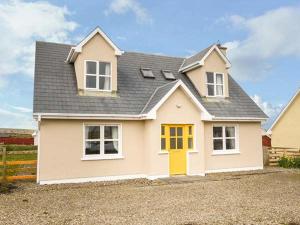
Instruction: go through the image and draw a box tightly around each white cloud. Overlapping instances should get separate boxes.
[0,77,8,89]
[228,15,246,27]
[251,95,283,128]
[224,6,300,80]
[0,107,35,129]
[0,108,23,118]
[10,105,32,113]
[116,36,127,41]
[0,0,78,79]
[251,95,282,117]
[105,0,152,24]
[0,0,77,129]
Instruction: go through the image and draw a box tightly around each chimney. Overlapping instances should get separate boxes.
[217,44,227,56]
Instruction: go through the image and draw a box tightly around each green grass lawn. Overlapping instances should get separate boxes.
[4,145,37,151]
[4,153,37,161]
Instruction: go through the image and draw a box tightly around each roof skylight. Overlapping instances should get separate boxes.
[162,70,176,80]
[141,68,154,78]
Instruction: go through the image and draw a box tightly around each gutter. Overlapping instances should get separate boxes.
[209,117,268,122]
[36,114,41,183]
[33,113,150,120]
[178,61,203,73]
[33,113,267,122]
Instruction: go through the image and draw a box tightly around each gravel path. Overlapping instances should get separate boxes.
[0,168,299,225]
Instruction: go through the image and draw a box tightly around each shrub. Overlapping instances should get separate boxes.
[278,156,300,168]
[278,156,291,168]
[294,157,300,168]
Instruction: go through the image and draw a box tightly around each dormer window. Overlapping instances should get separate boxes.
[85,60,111,91]
[206,72,224,97]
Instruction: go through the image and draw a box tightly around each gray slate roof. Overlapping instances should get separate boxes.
[33,41,267,119]
[181,45,212,69]
[141,80,179,114]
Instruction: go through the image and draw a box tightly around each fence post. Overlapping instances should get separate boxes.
[1,146,7,183]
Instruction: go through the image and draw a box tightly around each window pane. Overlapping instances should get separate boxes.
[170,138,176,149]
[188,126,192,135]
[104,141,118,154]
[216,74,223,84]
[161,138,166,150]
[177,138,183,149]
[206,72,214,83]
[207,84,214,96]
[86,76,96,88]
[141,69,154,78]
[85,126,100,139]
[161,126,165,135]
[99,62,111,75]
[163,71,175,80]
[213,139,223,150]
[86,61,97,74]
[188,138,193,149]
[99,77,111,90]
[226,139,235,150]
[216,85,223,96]
[225,127,235,137]
[104,126,118,139]
[177,127,183,136]
[213,127,223,138]
[170,127,176,136]
[85,141,100,155]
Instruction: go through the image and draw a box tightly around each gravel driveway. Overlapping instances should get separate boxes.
[0,168,299,225]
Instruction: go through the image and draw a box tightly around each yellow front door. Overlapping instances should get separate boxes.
[168,125,187,175]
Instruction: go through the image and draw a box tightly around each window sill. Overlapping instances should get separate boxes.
[206,95,225,98]
[187,150,199,153]
[158,151,169,155]
[84,88,112,92]
[81,155,124,161]
[158,150,199,154]
[212,150,240,156]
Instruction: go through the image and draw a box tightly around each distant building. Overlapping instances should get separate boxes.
[0,128,34,145]
[268,89,300,149]
[261,129,271,147]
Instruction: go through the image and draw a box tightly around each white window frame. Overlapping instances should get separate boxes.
[84,60,112,92]
[206,72,225,97]
[82,123,123,160]
[212,124,239,155]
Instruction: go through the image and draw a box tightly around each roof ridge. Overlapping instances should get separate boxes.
[125,51,184,59]
[185,44,215,60]
[179,58,186,72]
[36,40,74,47]
[140,80,179,114]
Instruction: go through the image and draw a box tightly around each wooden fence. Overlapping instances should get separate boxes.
[0,145,37,182]
[268,147,300,166]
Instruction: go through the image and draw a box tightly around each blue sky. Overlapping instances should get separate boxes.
[0,0,299,129]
